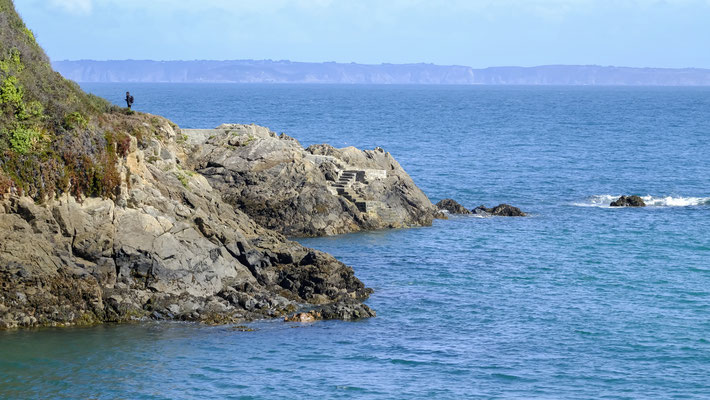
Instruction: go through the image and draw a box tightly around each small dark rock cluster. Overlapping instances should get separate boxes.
[435,199,472,215]
[435,198,527,217]
[610,195,646,207]
[473,204,527,217]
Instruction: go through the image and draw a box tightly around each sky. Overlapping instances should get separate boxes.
[12,0,710,68]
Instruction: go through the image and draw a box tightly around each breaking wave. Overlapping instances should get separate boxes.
[574,195,710,208]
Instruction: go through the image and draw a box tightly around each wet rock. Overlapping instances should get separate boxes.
[435,199,472,215]
[472,204,527,217]
[610,195,646,207]
[284,299,376,323]
[284,312,317,323]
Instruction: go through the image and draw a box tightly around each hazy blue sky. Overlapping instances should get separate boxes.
[13,0,710,68]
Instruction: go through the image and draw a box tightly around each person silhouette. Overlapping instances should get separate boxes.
[125,91,134,109]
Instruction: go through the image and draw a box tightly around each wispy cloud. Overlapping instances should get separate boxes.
[30,0,710,18]
[48,0,93,15]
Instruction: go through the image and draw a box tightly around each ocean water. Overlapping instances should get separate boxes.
[2,84,710,399]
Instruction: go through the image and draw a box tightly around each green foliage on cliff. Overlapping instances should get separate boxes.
[0,0,137,200]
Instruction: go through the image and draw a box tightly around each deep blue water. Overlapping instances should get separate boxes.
[1,84,709,399]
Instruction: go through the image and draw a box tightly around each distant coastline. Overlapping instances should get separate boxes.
[53,60,710,86]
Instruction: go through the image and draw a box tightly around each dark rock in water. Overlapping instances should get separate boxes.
[472,204,527,217]
[610,195,646,207]
[472,205,490,216]
[435,199,472,215]
[284,299,376,322]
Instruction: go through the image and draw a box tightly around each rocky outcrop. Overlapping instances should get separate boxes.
[472,204,527,217]
[436,198,471,215]
[0,115,374,330]
[610,195,646,207]
[184,124,441,237]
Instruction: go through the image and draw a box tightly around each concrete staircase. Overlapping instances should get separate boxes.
[331,170,368,212]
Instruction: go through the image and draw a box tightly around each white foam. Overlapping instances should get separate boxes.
[574,195,710,208]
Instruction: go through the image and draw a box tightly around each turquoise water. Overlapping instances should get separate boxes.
[2,84,710,399]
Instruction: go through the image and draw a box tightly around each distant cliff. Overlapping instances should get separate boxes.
[52,60,710,86]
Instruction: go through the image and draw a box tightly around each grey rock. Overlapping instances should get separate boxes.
[187,125,441,237]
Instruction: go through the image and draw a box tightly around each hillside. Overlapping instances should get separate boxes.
[0,0,122,200]
[53,59,710,86]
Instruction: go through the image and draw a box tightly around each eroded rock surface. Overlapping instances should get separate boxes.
[185,124,441,237]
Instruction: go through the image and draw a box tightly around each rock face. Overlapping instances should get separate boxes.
[0,115,374,330]
[185,124,441,237]
[436,199,472,215]
[610,195,646,207]
[473,204,527,217]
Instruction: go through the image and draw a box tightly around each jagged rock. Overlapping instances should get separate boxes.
[185,125,441,237]
[610,195,646,207]
[472,204,527,217]
[435,199,472,215]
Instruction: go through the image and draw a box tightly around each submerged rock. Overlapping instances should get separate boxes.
[435,199,472,215]
[472,204,527,217]
[610,195,646,207]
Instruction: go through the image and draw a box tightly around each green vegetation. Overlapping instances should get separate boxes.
[23,27,34,42]
[174,166,195,188]
[175,171,190,188]
[8,125,42,154]
[0,0,152,200]
[63,111,88,130]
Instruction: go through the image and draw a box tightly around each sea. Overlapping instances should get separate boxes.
[2,84,710,399]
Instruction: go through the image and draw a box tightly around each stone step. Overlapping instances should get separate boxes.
[354,202,367,212]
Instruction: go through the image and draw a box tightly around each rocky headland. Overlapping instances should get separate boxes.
[0,113,376,329]
[1,1,394,329]
[185,124,442,237]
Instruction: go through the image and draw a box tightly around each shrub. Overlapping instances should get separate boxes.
[23,27,34,43]
[0,75,24,113]
[63,111,88,130]
[8,125,41,154]
[0,172,12,196]
[116,132,132,157]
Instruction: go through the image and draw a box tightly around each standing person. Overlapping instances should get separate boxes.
[125,91,134,109]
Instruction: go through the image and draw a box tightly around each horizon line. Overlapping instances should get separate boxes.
[52,60,710,71]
